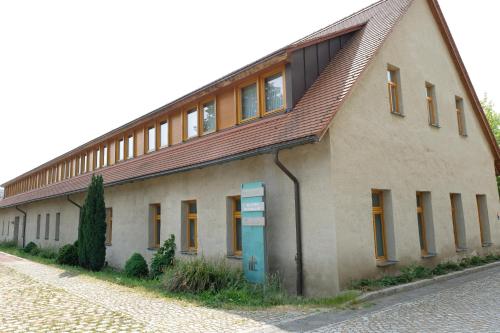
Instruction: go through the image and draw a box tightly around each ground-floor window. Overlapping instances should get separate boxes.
[36,214,41,239]
[45,214,50,240]
[149,204,161,248]
[230,196,242,256]
[105,208,113,245]
[450,193,466,250]
[371,190,387,260]
[183,200,197,252]
[476,195,491,246]
[55,213,60,241]
[416,192,427,255]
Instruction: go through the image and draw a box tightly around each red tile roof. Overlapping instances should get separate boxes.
[2,0,498,208]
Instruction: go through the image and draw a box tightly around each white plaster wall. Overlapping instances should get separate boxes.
[329,0,499,288]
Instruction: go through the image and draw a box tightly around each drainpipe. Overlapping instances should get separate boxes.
[274,149,303,296]
[15,206,27,248]
[67,195,82,230]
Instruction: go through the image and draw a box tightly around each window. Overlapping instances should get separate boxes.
[476,195,491,246]
[77,156,81,175]
[127,135,134,159]
[185,108,198,139]
[55,213,60,241]
[118,139,124,161]
[150,204,161,248]
[83,154,88,173]
[240,82,258,121]
[371,190,387,260]
[103,146,108,167]
[231,196,242,256]
[416,192,427,255]
[184,201,197,251]
[105,208,112,245]
[426,83,438,126]
[264,72,284,113]
[450,193,466,250]
[45,213,50,240]
[456,96,467,136]
[160,121,169,147]
[36,214,41,239]
[202,101,216,134]
[95,149,100,169]
[387,66,401,115]
[147,126,156,152]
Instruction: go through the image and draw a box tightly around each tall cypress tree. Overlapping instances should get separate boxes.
[78,174,106,271]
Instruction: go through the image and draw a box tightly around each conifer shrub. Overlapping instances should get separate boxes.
[125,253,149,278]
[150,234,176,279]
[23,241,38,254]
[56,244,79,266]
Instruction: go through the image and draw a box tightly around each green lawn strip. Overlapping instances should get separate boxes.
[350,253,500,292]
[0,244,358,310]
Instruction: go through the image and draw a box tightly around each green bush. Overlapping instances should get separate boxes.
[150,234,176,278]
[0,240,17,248]
[163,257,244,293]
[125,253,149,278]
[38,247,58,259]
[23,241,38,254]
[56,244,79,266]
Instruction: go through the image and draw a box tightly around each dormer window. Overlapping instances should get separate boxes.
[185,108,199,139]
[240,82,258,121]
[263,72,284,113]
[202,100,216,134]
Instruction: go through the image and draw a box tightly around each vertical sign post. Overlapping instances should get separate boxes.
[241,181,267,284]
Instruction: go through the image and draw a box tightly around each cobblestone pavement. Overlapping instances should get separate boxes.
[0,252,317,333]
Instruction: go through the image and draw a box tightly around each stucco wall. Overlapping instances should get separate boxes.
[329,0,499,288]
[0,136,338,297]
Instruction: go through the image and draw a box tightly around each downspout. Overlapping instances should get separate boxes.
[274,149,303,296]
[67,195,82,230]
[14,206,27,248]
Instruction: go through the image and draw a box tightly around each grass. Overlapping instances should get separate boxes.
[351,253,500,292]
[0,242,359,310]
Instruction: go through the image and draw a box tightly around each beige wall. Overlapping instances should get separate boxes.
[329,0,499,288]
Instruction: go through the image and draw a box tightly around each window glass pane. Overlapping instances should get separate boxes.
[417,213,425,250]
[187,109,198,138]
[241,83,258,120]
[202,101,216,133]
[148,127,155,151]
[189,219,196,247]
[416,194,421,207]
[156,205,161,216]
[84,155,88,172]
[160,121,168,147]
[235,198,241,212]
[372,192,381,207]
[374,214,385,257]
[119,139,124,161]
[128,136,134,158]
[265,73,283,112]
[156,220,161,245]
[96,149,100,169]
[235,217,242,252]
[188,202,197,214]
[387,70,392,82]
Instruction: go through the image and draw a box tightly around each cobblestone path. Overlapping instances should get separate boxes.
[0,252,317,333]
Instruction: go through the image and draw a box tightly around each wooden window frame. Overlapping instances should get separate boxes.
[200,98,217,136]
[183,106,200,141]
[455,96,467,136]
[145,125,156,153]
[103,145,108,167]
[157,117,170,149]
[416,192,428,255]
[387,67,400,115]
[116,137,125,162]
[185,200,198,252]
[105,207,113,246]
[237,79,260,123]
[259,67,286,115]
[95,148,101,169]
[426,83,438,126]
[371,190,387,260]
[151,204,161,249]
[232,196,242,257]
[126,133,135,159]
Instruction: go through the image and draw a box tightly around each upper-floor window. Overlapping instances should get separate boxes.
[263,72,284,113]
[426,83,438,126]
[103,145,108,167]
[118,139,124,161]
[186,108,199,139]
[456,96,467,136]
[83,154,88,173]
[387,66,402,115]
[202,100,216,134]
[127,135,134,159]
[147,126,156,152]
[95,148,101,169]
[240,82,258,121]
[160,121,169,147]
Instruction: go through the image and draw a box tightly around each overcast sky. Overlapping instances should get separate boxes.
[0,0,498,186]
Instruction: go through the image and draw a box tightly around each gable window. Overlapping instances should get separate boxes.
[185,108,199,139]
[118,139,124,161]
[387,66,402,115]
[231,196,242,256]
[150,204,161,248]
[105,208,113,245]
[202,101,216,134]
[147,126,156,152]
[160,121,169,147]
[263,72,284,113]
[426,83,438,126]
[455,96,467,136]
[183,200,197,252]
[127,135,134,159]
[371,190,387,260]
[240,82,258,121]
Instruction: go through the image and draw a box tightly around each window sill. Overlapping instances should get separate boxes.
[226,255,242,260]
[459,133,468,138]
[421,253,437,259]
[376,259,399,267]
[147,247,159,251]
[456,247,468,253]
[429,123,440,129]
[482,242,493,248]
[105,243,112,247]
[180,251,197,256]
[390,111,405,118]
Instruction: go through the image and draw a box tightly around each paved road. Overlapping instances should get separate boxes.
[1,251,499,332]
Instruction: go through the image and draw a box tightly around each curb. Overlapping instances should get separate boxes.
[357,261,500,302]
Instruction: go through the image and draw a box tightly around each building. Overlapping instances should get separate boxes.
[0,0,498,296]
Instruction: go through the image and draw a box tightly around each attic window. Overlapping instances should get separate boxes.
[455,96,467,136]
[240,82,258,121]
[387,65,402,115]
[263,72,284,113]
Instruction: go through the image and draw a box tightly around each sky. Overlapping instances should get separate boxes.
[0,0,499,186]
